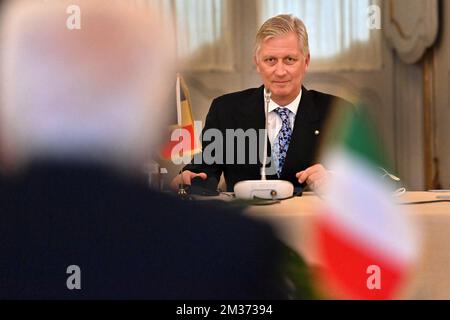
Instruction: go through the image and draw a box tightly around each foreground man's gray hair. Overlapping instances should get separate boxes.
[0,0,175,169]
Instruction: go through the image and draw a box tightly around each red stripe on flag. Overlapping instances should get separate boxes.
[160,124,196,160]
[315,215,408,299]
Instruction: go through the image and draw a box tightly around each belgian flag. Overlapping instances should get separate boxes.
[160,74,200,161]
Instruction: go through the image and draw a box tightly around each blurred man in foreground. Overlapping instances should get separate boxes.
[0,0,286,299]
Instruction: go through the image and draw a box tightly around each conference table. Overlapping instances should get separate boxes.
[200,191,450,299]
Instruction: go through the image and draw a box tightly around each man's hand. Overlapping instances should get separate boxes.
[170,170,208,191]
[296,164,329,194]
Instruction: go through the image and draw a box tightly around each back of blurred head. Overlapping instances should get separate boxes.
[0,0,175,171]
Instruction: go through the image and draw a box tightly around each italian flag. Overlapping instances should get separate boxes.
[314,105,418,299]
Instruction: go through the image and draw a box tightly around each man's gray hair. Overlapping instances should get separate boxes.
[254,14,309,58]
[0,0,175,168]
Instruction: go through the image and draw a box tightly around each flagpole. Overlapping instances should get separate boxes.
[175,73,185,162]
[176,73,182,126]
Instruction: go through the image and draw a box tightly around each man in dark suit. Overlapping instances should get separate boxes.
[0,0,286,299]
[171,14,351,193]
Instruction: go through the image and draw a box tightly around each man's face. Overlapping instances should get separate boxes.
[255,32,310,106]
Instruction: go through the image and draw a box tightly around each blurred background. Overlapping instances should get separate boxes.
[1,0,448,191]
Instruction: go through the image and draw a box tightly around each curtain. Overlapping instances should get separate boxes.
[126,0,234,71]
[258,0,382,71]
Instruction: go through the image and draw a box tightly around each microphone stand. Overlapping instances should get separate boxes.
[261,88,270,180]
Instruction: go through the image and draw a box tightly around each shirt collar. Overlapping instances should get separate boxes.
[267,89,302,115]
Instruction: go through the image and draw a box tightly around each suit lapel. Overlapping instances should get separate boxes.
[280,86,320,179]
[237,85,265,130]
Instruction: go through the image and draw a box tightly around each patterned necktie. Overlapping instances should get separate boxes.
[273,107,292,177]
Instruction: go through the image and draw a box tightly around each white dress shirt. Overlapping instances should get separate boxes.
[267,90,302,145]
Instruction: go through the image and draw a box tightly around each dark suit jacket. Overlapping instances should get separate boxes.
[185,85,351,191]
[0,161,286,299]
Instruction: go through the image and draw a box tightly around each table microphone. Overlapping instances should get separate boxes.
[233,87,294,200]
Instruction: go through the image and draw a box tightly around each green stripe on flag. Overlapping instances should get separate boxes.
[325,103,392,173]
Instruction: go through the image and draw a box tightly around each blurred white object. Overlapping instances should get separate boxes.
[0,0,175,169]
